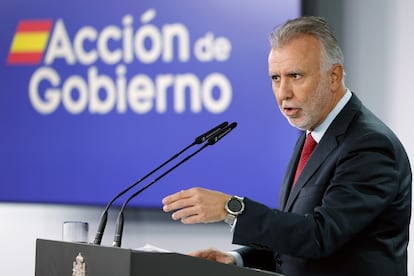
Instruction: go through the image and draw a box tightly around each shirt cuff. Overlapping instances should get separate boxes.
[227,251,244,267]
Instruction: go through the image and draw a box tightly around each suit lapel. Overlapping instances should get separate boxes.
[284,133,338,210]
[279,133,304,209]
[280,93,362,211]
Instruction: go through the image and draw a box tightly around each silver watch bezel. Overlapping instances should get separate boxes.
[224,196,244,225]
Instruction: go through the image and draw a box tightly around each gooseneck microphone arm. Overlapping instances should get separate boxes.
[112,122,237,247]
[92,121,229,245]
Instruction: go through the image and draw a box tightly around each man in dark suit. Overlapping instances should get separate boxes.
[162,16,412,276]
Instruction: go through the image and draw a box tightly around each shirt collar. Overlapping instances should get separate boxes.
[308,89,352,143]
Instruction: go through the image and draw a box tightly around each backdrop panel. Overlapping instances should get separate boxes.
[0,0,300,208]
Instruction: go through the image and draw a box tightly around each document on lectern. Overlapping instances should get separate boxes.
[134,243,171,253]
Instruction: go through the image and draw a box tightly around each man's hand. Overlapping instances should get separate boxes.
[162,187,231,224]
[189,248,236,265]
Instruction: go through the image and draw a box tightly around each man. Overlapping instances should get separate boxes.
[162,16,412,276]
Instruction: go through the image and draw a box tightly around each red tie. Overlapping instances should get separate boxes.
[293,133,317,185]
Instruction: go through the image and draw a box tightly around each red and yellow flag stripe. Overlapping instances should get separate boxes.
[7,19,53,65]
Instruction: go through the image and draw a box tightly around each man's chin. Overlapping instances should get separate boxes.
[287,120,307,131]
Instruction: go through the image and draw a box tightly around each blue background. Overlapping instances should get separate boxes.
[0,0,300,208]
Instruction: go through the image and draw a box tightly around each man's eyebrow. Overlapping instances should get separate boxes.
[285,69,304,75]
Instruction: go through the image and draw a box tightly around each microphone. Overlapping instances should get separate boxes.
[92,121,229,245]
[112,122,238,247]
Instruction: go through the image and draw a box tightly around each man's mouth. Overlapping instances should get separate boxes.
[283,107,300,117]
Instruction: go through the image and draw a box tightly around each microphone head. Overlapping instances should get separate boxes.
[194,121,228,144]
[207,122,237,145]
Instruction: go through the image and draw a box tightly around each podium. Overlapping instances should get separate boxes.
[35,239,283,276]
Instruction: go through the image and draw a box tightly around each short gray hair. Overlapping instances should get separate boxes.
[269,16,344,71]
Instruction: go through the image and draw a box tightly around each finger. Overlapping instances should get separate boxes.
[162,190,193,212]
[163,196,195,213]
[180,213,223,224]
[180,214,204,224]
[171,205,199,221]
[189,248,216,259]
[189,248,235,264]
[162,190,186,205]
[188,249,204,257]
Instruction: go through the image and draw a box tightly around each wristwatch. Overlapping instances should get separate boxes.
[224,196,245,226]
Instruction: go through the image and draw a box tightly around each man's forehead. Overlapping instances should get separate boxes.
[268,36,321,68]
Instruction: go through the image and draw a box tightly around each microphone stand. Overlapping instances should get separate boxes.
[112,122,237,247]
[92,121,229,245]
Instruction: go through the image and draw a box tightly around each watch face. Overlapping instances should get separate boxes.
[228,198,243,212]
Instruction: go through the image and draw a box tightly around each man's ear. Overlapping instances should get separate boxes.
[329,64,344,91]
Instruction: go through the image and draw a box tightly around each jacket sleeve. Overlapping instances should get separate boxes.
[234,246,277,272]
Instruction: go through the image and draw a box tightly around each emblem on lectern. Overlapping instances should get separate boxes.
[72,253,86,276]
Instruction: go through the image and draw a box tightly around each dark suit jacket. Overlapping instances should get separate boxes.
[233,94,412,276]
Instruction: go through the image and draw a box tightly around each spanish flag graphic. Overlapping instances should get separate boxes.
[7,19,53,65]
